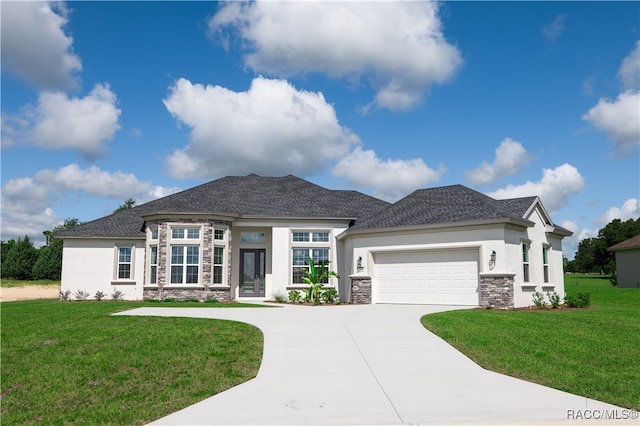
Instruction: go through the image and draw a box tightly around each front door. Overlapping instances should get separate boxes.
[240,249,266,297]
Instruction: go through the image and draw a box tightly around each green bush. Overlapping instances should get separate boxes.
[531,291,547,309]
[321,288,338,304]
[547,291,561,309]
[565,292,591,308]
[95,291,106,301]
[288,290,302,303]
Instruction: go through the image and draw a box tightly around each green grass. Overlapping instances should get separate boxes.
[1,300,264,425]
[421,274,640,410]
[1,279,60,287]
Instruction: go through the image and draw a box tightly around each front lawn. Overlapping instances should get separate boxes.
[421,275,640,410]
[1,300,264,425]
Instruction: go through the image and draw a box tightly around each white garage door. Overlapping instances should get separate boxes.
[374,250,479,305]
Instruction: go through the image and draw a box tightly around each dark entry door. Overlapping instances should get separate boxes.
[240,249,266,297]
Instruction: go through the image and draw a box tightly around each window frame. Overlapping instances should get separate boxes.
[522,241,530,283]
[542,244,550,284]
[167,224,203,285]
[290,230,332,286]
[113,244,135,282]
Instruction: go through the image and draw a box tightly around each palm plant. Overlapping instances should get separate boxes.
[301,257,340,305]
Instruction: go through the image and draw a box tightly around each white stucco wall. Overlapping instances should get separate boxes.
[60,238,145,300]
[347,209,567,308]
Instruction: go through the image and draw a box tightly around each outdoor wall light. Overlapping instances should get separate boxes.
[357,256,363,272]
[489,250,496,270]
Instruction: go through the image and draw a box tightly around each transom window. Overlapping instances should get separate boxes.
[171,227,200,239]
[117,247,132,279]
[214,229,225,240]
[241,232,265,243]
[170,245,199,284]
[292,231,329,242]
[150,227,158,240]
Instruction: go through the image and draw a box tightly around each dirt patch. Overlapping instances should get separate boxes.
[0,286,59,302]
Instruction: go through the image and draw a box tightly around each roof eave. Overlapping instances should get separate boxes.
[57,235,145,240]
[338,217,533,240]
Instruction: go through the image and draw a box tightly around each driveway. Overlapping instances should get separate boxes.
[116,304,626,425]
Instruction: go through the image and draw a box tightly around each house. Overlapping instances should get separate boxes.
[57,174,571,308]
[608,235,640,288]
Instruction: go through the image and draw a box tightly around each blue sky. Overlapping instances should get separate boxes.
[1,1,639,258]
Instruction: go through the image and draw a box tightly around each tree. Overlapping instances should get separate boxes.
[33,219,81,280]
[2,236,38,280]
[114,198,136,213]
[571,218,640,274]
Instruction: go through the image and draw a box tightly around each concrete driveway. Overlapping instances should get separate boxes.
[116,304,627,425]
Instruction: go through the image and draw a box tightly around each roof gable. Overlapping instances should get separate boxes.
[348,185,534,232]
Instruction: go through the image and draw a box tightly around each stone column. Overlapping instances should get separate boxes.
[350,274,372,304]
[479,273,515,309]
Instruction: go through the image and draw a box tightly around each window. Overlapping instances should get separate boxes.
[170,245,199,284]
[117,247,132,279]
[291,230,331,284]
[150,227,158,240]
[522,243,530,283]
[171,227,200,239]
[149,246,158,284]
[214,229,225,240]
[241,232,265,243]
[213,246,224,284]
[542,246,549,283]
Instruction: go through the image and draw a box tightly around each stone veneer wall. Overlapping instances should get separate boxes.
[350,275,372,304]
[143,287,231,302]
[480,274,515,309]
[143,218,233,302]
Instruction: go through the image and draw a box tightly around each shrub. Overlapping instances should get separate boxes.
[532,291,547,309]
[73,290,90,301]
[59,289,71,301]
[272,291,287,303]
[321,288,338,304]
[111,290,124,301]
[95,291,106,301]
[288,290,302,303]
[565,292,591,308]
[547,291,561,309]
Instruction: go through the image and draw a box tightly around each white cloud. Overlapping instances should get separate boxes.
[582,91,640,156]
[332,147,445,202]
[2,84,122,160]
[596,198,640,227]
[0,1,81,90]
[541,15,566,43]
[466,138,532,186]
[487,163,585,214]
[0,164,181,243]
[163,77,359,179]
[617,40,640,91]
[209,1,462,112]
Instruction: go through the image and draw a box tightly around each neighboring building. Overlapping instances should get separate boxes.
[608,235,640,288]
[57,174,571,308]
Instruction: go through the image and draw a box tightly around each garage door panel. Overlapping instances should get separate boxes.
[374,250,479,306]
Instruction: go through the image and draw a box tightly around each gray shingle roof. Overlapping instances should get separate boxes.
[347,185,535,232]
[608,234,640,251]
[56,175,390,238]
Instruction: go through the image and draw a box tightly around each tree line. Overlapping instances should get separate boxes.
[565,218,640,275]
[1,200,137,281]
[1,219,80,280]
